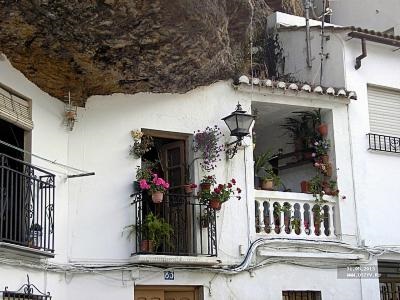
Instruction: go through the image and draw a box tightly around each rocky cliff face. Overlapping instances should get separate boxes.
[0,0,302,105]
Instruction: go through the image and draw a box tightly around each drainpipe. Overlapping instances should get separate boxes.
[355,38,367,70]
[304,0,312,68]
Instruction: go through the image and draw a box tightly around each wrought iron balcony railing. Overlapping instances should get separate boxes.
[130,192,217,257]
[0,154,55,253]
[367,133,400,153]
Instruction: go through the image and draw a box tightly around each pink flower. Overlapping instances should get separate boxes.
[156,177,166,186]
[163,182,170,189]
[139,179,150,190]
[312,153,316,157]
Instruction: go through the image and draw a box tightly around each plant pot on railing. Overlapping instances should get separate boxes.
[151,191,164,203]
[300,181,311,193]
[317,123,328,136]
[140,240,155,253]
[209,198,222,210]
[261,179,274,191]
[200,183,211,191]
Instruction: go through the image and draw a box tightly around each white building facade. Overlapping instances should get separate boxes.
[0,10,398,300]
[271,11,400,300]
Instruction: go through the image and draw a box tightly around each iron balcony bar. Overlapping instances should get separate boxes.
[367,133,400,154]
[130,192,217,257]
[0,153,55,253]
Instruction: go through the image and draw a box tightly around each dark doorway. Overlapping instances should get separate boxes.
[0,118,24,160]
[0,118,27,246]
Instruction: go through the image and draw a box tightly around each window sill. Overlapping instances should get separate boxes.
[130,254,221,266]
[0,242,55,260]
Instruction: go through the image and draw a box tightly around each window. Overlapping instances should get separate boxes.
[282,291,322,300]
[368,86,400,136]
[379,261,400,300]
[367,86,400,153]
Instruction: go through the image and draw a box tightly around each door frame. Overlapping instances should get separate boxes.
[134,285,202,300]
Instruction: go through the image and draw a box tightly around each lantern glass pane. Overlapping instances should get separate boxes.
[235,114,254,136]
[223,115,238,133]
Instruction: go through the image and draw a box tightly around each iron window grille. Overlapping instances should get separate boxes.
[282,291,322,300]
[367,133,400,153]
[2,275,51,300]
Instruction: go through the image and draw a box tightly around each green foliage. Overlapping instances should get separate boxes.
[125,212,173,250]
[262,168,281,187]
[254,150,274,177]
[135,160,158,181]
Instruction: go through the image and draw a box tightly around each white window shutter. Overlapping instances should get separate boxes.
[0,85,33,130]
[368,86,400,137]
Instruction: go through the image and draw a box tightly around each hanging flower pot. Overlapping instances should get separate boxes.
[209,198,222,210]
[317,123,328,136]
[200,183,211,191]
[151,191,164,203]
[184,185,194,193]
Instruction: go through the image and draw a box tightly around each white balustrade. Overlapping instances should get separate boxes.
[255,190,337,240]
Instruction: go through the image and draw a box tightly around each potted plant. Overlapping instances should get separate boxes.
[184,183,197,194]
[199,175,216,191]
[300,180,311,193]
[261,168,281,191]
[313,138,330,163]
[133,160,158,192]
[314,161,333,177]
[193,125,224,171]
[209,179,241,210]
[309,175,324,200]
[28,223,42,248]
[129,130,154,158]
[125,212,173,253]
[139,173,170,203]
[254,150,275,188]
[323,180,339,196]
[295,109,328,137]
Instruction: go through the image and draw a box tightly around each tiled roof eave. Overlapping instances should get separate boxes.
[234,75,357,100]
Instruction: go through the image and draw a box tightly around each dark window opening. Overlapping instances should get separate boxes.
[282,291,322,300]
[0,118,24,160]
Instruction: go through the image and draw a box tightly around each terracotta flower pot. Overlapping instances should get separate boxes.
[209,198,222,210]
[200,183,211,191]
[317,123,328,136]
[301,181,311,193]
[323,186,332,195]
[140,240,155,253]
[326,164,333,177]
[261,179,274,190]
[151,191,164,203]
[184,185,193,194]
[321,154,329,164]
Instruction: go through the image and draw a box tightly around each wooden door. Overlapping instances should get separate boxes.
[160,140,191,254]
[160,140,186,193]
[134,289,164,300]
[165,291,195,300]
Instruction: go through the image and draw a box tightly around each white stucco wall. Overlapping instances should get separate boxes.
[0,52,377,299]
[330,0,400,34]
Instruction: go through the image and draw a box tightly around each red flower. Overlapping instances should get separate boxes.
[207,176,213,179]
[237,196,241,200]
[190,183,198,188]
[231,179,236,184]
[214,188,221,194]
[237,188,242,193]
[227,183,232,188]
[218,184,224,189]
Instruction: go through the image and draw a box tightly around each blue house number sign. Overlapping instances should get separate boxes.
[164,271,174,280]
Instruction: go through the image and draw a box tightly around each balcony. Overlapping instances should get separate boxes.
[255,190,337,239]
[0,154,55,253]
[130,192,217,260]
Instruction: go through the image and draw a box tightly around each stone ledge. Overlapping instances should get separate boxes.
[129,254,221,266]
[0,242,55,260]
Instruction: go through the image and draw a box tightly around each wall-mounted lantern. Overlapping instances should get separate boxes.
[222,103,255,158]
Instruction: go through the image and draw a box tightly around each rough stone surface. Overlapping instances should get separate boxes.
[0,0,301,105]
